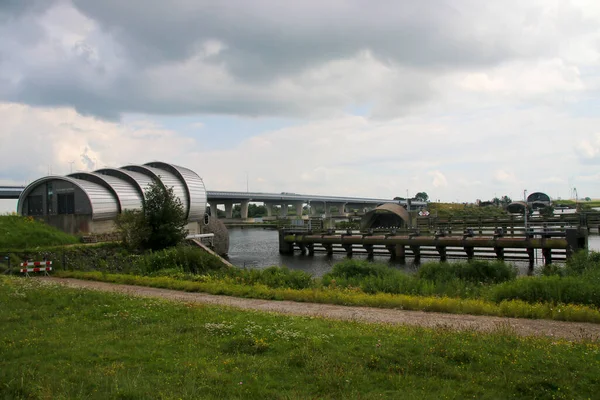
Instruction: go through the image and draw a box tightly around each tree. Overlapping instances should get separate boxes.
[414,192,429,202]
[539,205,554,218]
[500,196,512,206]
[116,180,188,251]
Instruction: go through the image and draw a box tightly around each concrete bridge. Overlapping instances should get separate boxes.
[0,186,425,218]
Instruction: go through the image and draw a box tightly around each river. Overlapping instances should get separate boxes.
[227,227,600,277]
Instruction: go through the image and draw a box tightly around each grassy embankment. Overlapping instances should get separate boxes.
[554,199,600,208]
[2,277,599,399]
[4,214,600,323]
[0,214,80,250]
[55,250,600,323]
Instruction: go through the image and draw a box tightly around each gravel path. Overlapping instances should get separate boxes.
[44,277,600,342]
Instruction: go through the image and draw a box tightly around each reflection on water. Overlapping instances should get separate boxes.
[227,227,600,277]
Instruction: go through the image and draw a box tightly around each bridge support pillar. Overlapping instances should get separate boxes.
[209,202,219,218]
[240,200,249,220]
[279,204,288,218]
[342,243,353,257]
[265,202,274,217]
[395,244,406,261]
[410,245,421,264]
[294,201,304,217]
[494,247,504,261]
[464,246,474,261]
[363,244,374,258]
[278,230,294,254]
[526,248,535,275]
[436,245,447,262]
[224,201,233,219]
[337,203,347,216]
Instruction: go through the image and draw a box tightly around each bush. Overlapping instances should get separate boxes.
[489,275,600,308]
[116,181,187,251]
[226,266,314,290]
[325,259,398,280]
[417,260,517,284]
[321,260,481,298]
[564,250,600,276]
[135,247,226,275]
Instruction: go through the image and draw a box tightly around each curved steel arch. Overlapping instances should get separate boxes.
[17,176,119,220]
[95,168,155,202]
[123,164,190,219]
[144,161,207,221]
[360,203,410,230]
[68,172,143,213]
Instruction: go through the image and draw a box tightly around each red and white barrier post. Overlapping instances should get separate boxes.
[19,261,52,277]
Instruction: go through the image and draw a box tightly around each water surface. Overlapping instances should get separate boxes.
[227,227,600,277]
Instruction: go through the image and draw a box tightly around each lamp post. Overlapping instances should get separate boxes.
[524,189,528,232]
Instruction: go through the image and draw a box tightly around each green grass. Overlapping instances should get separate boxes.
[0,214,80,250]
[2,277,599,399]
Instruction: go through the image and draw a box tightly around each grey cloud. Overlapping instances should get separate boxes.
[0,0,597,119]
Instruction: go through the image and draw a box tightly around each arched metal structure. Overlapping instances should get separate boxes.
[17,161,208,231]
[360,203,410,230]
[527,192,552,210]
[123,165,190,218]
[506,201,528,214]
[68,172,143,213]
[95,168,155,201]
[17,176,119,220]
[144,161,207,221]
[527,192,551,203]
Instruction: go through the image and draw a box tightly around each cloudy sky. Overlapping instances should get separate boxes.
[1,0,600,212]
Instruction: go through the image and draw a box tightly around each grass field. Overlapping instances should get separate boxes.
[0,214,80,250]
[2,277,599,399]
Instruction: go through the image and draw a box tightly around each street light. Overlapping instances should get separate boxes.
[524,189,528,231]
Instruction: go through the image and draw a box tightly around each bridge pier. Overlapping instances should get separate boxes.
[279,204,287,218]
[224,201,233,219]
[209,202,219,217]
[240,200,249,219]
[265,202,274,217]
[293,201,304,217]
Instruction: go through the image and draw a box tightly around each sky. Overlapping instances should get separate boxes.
[1,0,600,213]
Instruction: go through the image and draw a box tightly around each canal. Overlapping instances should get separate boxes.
[227,227,600,277]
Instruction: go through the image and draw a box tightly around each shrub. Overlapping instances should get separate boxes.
[135,247,227,275]
[116,180,187,251]
[417,260,517,284]
[321,260,481,298]
[489,275,600,308]
[226,266,314,290]
[325,259,398,280]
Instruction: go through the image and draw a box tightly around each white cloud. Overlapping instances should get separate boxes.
[493,170,518,184]
[576,133,600,163]
[429,171,448,188]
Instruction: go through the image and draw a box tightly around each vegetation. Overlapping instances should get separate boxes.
[0,214,80,250]
[116,180,187,250]
[3,277,599,399]
[414,192,429,202]
[51,252,600,324]
[423,202,510,219]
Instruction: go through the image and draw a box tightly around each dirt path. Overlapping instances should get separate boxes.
[43,277,600,342]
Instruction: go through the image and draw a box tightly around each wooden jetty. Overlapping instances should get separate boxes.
[279,227,588,268]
